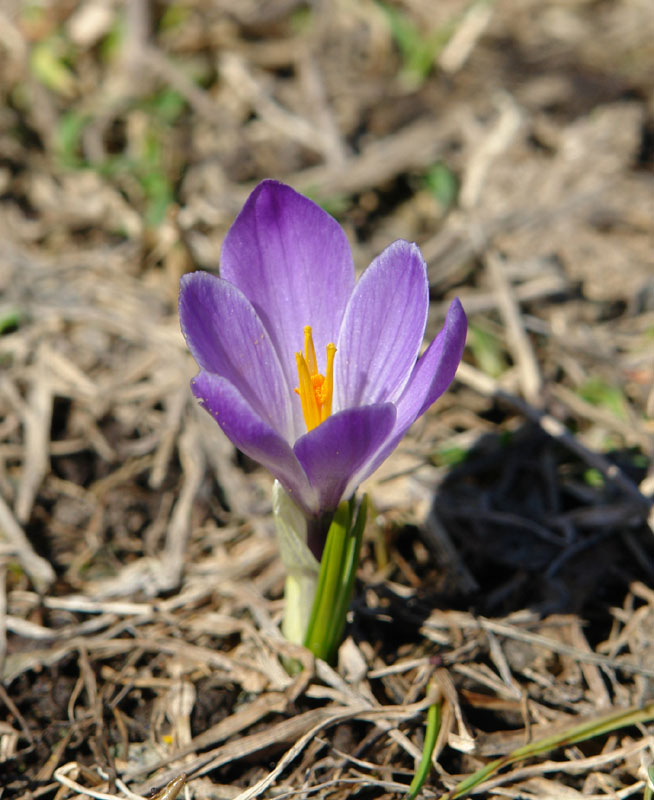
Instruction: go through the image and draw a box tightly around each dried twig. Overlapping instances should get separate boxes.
[0,493,55,592]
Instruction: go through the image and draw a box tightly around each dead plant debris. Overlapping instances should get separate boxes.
[0,1,653,799]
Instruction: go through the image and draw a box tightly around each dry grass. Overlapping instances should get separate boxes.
[0,1,653,798]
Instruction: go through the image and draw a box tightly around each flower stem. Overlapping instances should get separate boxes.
[303,496,367,663]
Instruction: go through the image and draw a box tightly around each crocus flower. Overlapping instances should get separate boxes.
[179,180,467,519]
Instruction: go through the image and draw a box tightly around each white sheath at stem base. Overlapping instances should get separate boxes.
[272,480,320,644]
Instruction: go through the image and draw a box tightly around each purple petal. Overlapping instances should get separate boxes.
[337,298,467,492]
[294,404,397,512]
[335,241,429,410]
[221,181,355,393]
[394,296,467,431]
[179,271,294,440]
[192,371,318,514]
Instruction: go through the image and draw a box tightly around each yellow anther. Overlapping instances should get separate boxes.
[295,327,336,431]
[321,343,336,422]
[304,325,318,376]
[295,351,320,431]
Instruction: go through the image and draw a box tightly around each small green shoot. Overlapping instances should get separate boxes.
[302,188,350,218]
[99,12,125,62]
[54,110,90,168]
[143,87,186,125]
[424,162,458,210]
[7,561,25,580]
[29,35,76,96]
[578,377,628,421]
[137,124,176,227]
[645,765,654,800]
[441,701,654,799]
[468,324,507,378]
[20,2,46,25]
[406,687,442,800]
[432,444,468,467]
[378,2,454,87]
[583,468,605,488]
[0,307,23,334]
[290,5,313,33]
[631,452,649,469]
[54,87,186,227]
[159,3,191,32]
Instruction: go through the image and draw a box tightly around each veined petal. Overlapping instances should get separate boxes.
[192,372,318,514]
[345,297,467,488]
[294,404,397,512]
[335,241,429,410]
[221,181,355,394]
[394,297,467,430]
[179,271,293,440]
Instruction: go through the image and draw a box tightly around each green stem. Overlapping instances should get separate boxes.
[325,496,367,659]
[303,501,351,660]
[303,496,367,663]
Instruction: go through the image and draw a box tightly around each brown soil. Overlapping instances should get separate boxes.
[1,1,653,798]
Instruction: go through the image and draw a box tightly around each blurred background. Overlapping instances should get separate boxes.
[1,1,653,797]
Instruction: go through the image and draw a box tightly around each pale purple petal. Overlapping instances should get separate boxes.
[294,404,397,512]
[221,181,355,393]
[334,241,428,410]
[343,297,467,489]
[192,371,318,514]
[180,179,468,518]
[394,297,467,430]
[180,271,294,440]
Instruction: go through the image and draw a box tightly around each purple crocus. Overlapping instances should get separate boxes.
[179,180,467,519]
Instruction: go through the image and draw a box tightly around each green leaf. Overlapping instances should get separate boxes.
[407,692,442,800]
[443,702,654,800]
